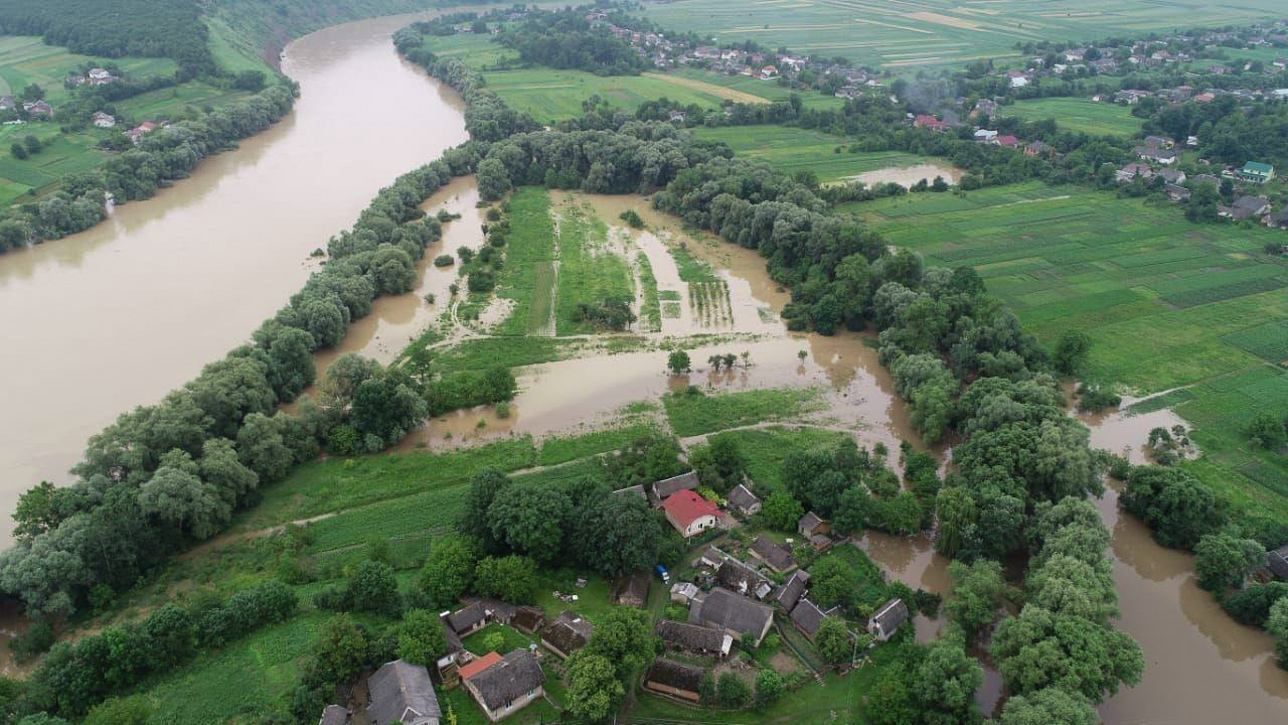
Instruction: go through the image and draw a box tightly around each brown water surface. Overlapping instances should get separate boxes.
[0,13,466,545]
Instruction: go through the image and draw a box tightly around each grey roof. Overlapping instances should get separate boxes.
[614,484,647,499]
[799,511,824,533]
[870,598,910,633]
[511,606,545,633]
[727,484,760,512]
[653,471,700,499]
[447,601,487,634]
[1232,196,1269,218]
[646,658,705,693]
[614,571,651,606]
[469,650,544,712]
[367,660,441,725]
[691,587,773,639]
[750,536,795,572]
[776,570,810,611]
[715,556,768,596]
[1268,545,1288,579]
[789,598,828,638]
[320,704,348,725]
[655,619,727,653]
[541,611,592,655]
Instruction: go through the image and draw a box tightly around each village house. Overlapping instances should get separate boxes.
[1237,161,1275,184]
[726,483,761,516]
[87,67,115,86]
[126,120,158,144]
[1165,183,1191,202]
[798,511,829,539]
[612,571,651,607]
[973,129,998,143]
[759,65,779,81]
[655,619,733,657]
[1136,146,1178,165]
[868,598,910,642]
[1114,89,1151,105]
[715,555,773,599]
[1005,70,1029,88]
[662,489,720,538]
[651,471,699,503]
[1264,208,1288,230]
[790,598,840,641]
[994,134,1020,148]
[972,98,997,119]
[1116,162,1155,183]
[670,581,700,604]
[91,111,116,128]
[667,109,686,124]
[366,659,441,725]
[509,607,545,635]
[913,114,949,132]
[644,658,705,702]
[0,95,14,112]
[320,704,348,725]
[748,535,796,573]
[1159,168,1187,185]
[613,483,647,500]
[775,569,810,612]
[1193,92,1216,104]
[23,101,52,119]
[1266,544,1288,578]
[1024,140,1052,157]
[689,587,775,646]
[462,650,544,722]
[540,611,593,659]
[444,601,490,638]
[1224,195,1270,221]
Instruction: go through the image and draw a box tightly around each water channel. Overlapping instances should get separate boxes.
[0,10,1282,723]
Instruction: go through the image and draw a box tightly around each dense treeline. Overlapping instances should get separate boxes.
[23,580,297,718]
[1145,95,1288,170]
[0,85,297,254]
[496,6,648,75]
[0,0,214,76]
[0,145,489,619]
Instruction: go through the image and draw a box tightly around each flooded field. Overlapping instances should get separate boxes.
[846,162,964,188]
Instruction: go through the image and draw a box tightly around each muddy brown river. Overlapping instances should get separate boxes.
[0,13,465,545]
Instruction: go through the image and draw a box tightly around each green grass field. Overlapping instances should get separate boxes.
[495,187,558,336]
[692,125,947,182]
[670,67,843,110]
[641,0,1285,70]
[848,181,1288,515]
[663,386,827,437]
[998,97,1143,136]
[553,198,634,335]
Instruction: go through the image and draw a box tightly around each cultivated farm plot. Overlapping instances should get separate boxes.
[854,180,1288,514]
[640,0,1285,70]
[692,125,945,182]
[998,97,1144,136]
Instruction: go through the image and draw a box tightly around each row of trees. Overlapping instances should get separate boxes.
[0,142,490,618]
[19,580,297,719]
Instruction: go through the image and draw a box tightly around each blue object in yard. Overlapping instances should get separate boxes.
[655,564,670,582]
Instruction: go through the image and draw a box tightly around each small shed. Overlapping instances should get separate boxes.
[540,611,593,659]
[644,658,706,702]
[670,581,700,604]
[749,536,796,573]
[651,471,700,503]
[319,704,349,725]
[868,598,910,642]
[798,511,829,538]
[655,619,732,657]
[775,570,810,612]
[1267,544,1288,580]
[510,606,545,634]
[614,571,652,607]
[726,483,761,516]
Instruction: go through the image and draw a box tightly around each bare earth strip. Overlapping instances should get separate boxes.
[641,72,771,104]
[905,10,982,30]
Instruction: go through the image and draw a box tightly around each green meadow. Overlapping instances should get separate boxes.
[999,97,1144,137]
[848,181,1288,514]
[641,0,1285,70]
[693,125,947,181]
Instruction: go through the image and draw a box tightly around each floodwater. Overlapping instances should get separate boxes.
[0,11,467,545]
[846,163,964,188]
[858,397,1288,723]
[392,192,926,456]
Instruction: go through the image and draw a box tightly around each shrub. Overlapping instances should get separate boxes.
[434,254,455,267]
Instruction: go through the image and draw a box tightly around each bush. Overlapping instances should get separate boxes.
[434,254,455,267]
[716,671,751,709]
[619,209,644,228]
[10,621,55,662]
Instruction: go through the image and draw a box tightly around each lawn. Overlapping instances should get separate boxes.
[663,387,828,437]
[998,97,1143,137]
[640,0,1284,70]
[848,180,1288,516]
[671,67,843,110]
[709,427,853,495]
[693,125,948,182]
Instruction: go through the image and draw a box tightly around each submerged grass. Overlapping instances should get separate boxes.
[664,387,828,438]
[554,199,634,335]
[495,187,557,336]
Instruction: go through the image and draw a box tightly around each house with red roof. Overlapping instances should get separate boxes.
[662,490,719,538]
[994,134,1020,148]
[913,114,949,132]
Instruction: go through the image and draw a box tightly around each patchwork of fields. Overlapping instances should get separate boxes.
[693,125,945,181]
[422,33,839,122]
[640,0,1285,70]
[848,182,1288,513]
[998,96,1144,137]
